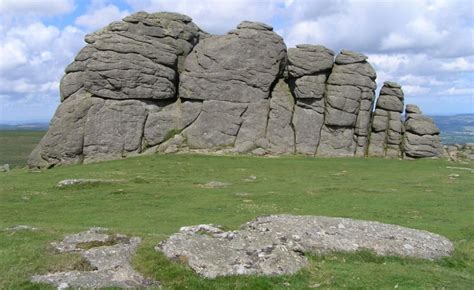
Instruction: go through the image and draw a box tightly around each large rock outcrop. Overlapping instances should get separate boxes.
[402,105,444,158]
[29,11,443,168]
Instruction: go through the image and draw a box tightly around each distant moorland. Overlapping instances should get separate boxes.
[0,123,49,131]
[431,114,474,144]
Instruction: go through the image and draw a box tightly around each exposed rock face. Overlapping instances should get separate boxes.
[288,45,333,155]
[266,79,295,154]
[402,105,444,158]
[179,21,286,102]
[157,215,453,278]
[368,82,404,158]
[29,11,444,168]
[31,228,157,288]
[317,50,376,157]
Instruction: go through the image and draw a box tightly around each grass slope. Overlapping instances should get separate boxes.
[0,154,473,289]
[0,130,45,168]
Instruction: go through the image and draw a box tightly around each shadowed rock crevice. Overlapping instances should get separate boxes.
[28,11,444,169]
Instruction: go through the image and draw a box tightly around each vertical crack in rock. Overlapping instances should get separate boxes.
[139,111,149,152]
[266,79,296,154]
[234,100,270,153]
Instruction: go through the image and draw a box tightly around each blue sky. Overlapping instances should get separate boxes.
[0,0,473,123]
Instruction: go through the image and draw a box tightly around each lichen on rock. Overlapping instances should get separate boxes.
[157,215,453,278]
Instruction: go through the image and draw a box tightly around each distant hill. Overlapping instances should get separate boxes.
[430,114,474,144]
[0,122,49,131]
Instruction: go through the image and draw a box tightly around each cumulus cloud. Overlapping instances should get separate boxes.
[442,87,474,96]
[0,38,28,71]
[0,0,75,16]
[0,19,85,122]
[441,58,474,72]
[75,4,130,31]
[125,0,283,34]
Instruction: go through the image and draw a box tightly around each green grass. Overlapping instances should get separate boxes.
[0,154,473,289]
[0,130,45,168]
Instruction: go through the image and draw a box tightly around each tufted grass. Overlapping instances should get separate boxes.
[0,153,473,289]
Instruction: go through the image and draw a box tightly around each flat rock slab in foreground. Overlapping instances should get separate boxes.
[31,228,157,288]
[157,215,453,278]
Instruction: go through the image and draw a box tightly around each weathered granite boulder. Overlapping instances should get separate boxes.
[287,45,333,155]
[179,21,286,102]
[368,82,404,158]
[158,215,453,278]
[29,11,206,168]
[287,44,334,78]
[405,104,422,114]
[29,90,100,168]
[29,12,445,168]
[403,106,443,158]
[317,50,376,156]
[62,11,206,102]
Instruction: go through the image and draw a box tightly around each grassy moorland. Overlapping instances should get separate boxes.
[0,154,473,289]
[0,130,45,168]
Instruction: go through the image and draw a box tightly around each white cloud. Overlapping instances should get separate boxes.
[0,0,75,16]
[380,33,414,51]
[0,38,28,71]
[441,87,474,96]
[7,22,60,49]
[282,0,472,58]
[0,17,85,123]
[398,74,444,86]
[125,0,283,34]
[441,58,474,72]
[75,4,130,31]
[403,85,430,95]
